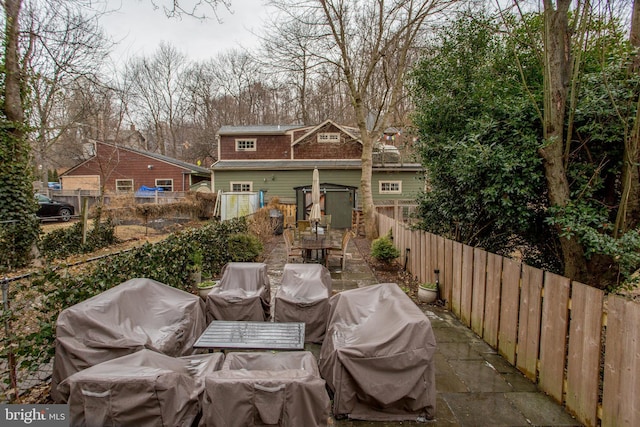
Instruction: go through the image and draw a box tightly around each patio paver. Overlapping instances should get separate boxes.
[264,233,583,426]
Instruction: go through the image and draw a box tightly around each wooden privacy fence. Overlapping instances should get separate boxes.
[378,214,639,427]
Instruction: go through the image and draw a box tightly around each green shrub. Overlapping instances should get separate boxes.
[228,233,263,262]
[39,218,119,260]
[17,217,251,371]
[371,232,400,263]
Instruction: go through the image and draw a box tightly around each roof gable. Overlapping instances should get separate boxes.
[291,119,361,146]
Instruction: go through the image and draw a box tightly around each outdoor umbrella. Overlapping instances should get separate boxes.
[309,168,322,239]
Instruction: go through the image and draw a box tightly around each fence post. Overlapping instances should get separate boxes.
[2,278,18,400]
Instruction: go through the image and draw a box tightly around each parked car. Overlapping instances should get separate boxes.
[36,193,74,222]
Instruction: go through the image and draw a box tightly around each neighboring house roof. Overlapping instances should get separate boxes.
[217,125,305,136]
[291,119,360,146]
[61,141,211,176]
[124,144,210,174]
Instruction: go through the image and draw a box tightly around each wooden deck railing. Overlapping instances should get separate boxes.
[378,213,638,427]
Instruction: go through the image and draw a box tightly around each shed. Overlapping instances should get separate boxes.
[293,183,357,229]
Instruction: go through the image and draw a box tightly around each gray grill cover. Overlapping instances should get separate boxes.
[201,351,330,427]
[206,262,271,321]
[51,278,207,403]
[319,283,437,421]
[58,349,224,427]
[274,263,332,343]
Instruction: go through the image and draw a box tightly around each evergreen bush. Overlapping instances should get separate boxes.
[371,231,400,264]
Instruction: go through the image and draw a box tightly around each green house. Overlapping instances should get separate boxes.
[212,120,423,226]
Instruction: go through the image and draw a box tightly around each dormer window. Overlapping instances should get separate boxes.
[317,132,340,143]
[236,138,256,151]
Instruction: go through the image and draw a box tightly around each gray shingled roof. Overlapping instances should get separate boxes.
[123,145,211,174]
[211,160,361,170]
[217,125,305,136]
[211,159,423,171]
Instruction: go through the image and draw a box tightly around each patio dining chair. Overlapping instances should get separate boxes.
[296,219,311,239]
[319,214,331,236]
[283,228,304,263]
[326,230,354,270]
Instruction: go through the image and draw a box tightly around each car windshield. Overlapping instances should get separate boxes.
[36,194,51,203]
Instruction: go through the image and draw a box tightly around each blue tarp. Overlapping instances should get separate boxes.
[135,186,164,197]
[138,186,163,192]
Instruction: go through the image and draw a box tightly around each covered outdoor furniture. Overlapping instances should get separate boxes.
[206,262,271,322]
[58,349,224,427]
[51,277,207,403]
[274,263,332,343]
[201,351,330,427]
[319,283,437,421]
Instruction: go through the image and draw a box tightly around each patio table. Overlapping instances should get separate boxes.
[193,320,305,351]
[300,236,334,263]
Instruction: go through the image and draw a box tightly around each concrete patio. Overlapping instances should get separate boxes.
[264,234,582,427]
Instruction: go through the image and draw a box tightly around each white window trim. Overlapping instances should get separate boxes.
[115,179,134,193]
[155,178,174,191]
[379,180,402,194]
[230,181,253,192]
[317,132,340,143]
[235,138,257,151]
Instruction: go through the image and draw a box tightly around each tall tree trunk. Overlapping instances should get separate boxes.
[4,0,24,128]
[541,0,589,281]
[615,0,640,235]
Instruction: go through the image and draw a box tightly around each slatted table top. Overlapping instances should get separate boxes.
[193,320,306,350]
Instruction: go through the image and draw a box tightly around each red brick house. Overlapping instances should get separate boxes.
[60,141,211,193]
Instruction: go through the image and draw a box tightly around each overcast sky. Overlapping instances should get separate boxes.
[101,0,271,64]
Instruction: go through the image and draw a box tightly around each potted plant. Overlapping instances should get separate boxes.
[418,282,438,304]
[197,279,218,300]
[188,250,203,285]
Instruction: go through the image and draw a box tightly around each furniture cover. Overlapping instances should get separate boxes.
[51,278,207,403]
[274,263,332,343]
[319,283,437,421]
[201,351,330,427]
[57,349,224,427]
[206,262,271,321]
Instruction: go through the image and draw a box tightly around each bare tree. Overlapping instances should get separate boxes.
[268,0,460,238]
[23,1,112,186]
[125,42,190,156]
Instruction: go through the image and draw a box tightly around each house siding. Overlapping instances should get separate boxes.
[212,169,423,205]
[219,134,292,160]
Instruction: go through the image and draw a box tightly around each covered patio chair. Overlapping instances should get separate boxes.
[206,262,271,321]
[58,349,224,426]
[51,277,207,403]
[201,351,330,427]
[319,283,437,421]
[274,263,332,343]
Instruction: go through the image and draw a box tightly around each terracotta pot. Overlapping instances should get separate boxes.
[418,286,437,303]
